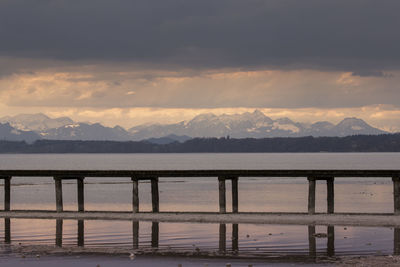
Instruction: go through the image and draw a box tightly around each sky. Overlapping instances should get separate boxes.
[0,0,400,131]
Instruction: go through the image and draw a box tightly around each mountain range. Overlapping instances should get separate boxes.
[0,111,388,142]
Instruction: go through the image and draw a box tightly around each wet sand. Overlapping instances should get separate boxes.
[0,243,335,266]
[3,243,400,266]
[338,255,400,266]
[0,255,333,267]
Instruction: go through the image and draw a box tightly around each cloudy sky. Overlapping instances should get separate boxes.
[1,0,400,131]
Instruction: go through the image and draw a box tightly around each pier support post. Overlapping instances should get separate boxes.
[327,177,335,214]
[151,178,159,212]
[218,177,226,213]
[77,220,84,246]
[307,177,316,214]
[54,177,63,212]
[393,177,400,215]
[3,176,11,211]
[132,177,139,213]
[77,177,85,212]
[231,177,239,213]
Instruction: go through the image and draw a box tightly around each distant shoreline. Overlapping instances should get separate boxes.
[1,134,400,153]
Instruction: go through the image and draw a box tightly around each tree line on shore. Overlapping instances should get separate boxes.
[1,133,400,153]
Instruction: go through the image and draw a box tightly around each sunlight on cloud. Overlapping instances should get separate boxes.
[336,72,361,87]
[0,66,399,131]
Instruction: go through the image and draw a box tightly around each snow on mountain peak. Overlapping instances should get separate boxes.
[336,117,369,129]
[0,111,388,141]
[276,117,295,125]
[189,113,217,123]
[0,113,74,131]
[252,109,265,117]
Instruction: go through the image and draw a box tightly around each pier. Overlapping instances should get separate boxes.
[1,169,400,219]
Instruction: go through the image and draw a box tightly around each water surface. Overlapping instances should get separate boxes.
[0,153,399,263]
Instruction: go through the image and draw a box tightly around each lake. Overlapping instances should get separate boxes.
[0,153,400,266]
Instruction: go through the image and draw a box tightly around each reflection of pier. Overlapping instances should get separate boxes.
[4,218,400,258]
[394,228,400,255]
[217,224,239,254]
[307,225,335,257]
[55,219,84,247]
[131,221,159,249]
[4,218,10,244]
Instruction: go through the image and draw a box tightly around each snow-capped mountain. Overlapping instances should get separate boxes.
[129,110,387,139]
[0,114,133,141]
[303,121,335,136]
[0,123,41,143]
[0,110,388,142]
[40,123,132,141]
[0,113,73,131]
[330,118,385,136]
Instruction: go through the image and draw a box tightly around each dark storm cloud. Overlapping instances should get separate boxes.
[351,70,395,78]
[351,71,387,77]
[0,0,400,72]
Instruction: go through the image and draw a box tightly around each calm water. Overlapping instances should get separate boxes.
[0,153,400,263]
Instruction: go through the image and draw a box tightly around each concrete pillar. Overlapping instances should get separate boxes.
[54,177,63,212]
[308,177,316,214]
[151,178,159,212]
[327,177,335,214]
[232,177,239,213]
[77,177,85,212]
[132,178,139,213]
[4,177,11,211]
[218,177,226,213]
[393,177,400,215]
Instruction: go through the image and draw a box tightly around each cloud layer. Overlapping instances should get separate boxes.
[1,68,399,109]
[1,1,400,131]
[1,0,400,72]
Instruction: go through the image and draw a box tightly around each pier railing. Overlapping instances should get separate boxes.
[1,169,400,215]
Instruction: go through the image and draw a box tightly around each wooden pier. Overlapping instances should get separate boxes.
[1,169,400,215]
